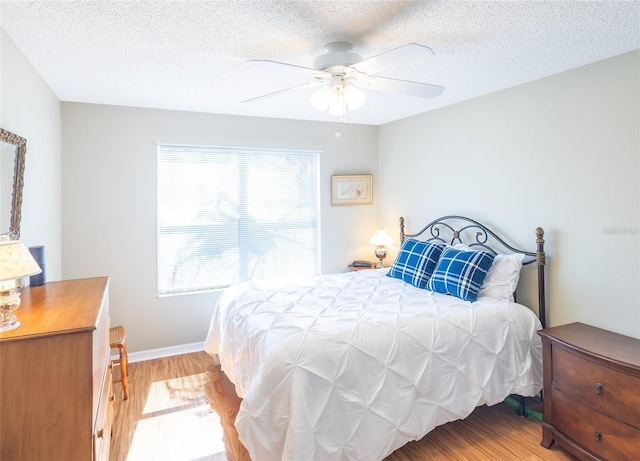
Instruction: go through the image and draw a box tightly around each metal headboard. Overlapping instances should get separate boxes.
[399,216,546,328]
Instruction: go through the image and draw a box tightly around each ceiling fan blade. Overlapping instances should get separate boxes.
[242,81,321,104]
[365,76,444,99]
[351,43,435,76]
[247,59,319,73]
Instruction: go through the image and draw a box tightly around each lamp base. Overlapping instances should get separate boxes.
[0,319,21,332]
[374,246,388,269]
[0,289,22,332]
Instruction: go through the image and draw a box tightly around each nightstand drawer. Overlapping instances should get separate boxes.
[552,387,640,460]
[553,346,640,423]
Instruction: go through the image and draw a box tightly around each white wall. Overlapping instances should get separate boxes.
[61,103,379,352]
[379,50,640,339]
[1,30,62,280]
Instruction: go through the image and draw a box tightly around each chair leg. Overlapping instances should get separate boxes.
[119,344,129,400]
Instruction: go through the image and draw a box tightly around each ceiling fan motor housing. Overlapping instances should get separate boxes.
[313,42,362,70]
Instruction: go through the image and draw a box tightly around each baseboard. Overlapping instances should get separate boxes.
[112,341,205,364]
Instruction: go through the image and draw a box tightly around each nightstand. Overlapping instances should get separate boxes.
[538,322,640,460]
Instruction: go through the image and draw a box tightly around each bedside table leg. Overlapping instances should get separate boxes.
[541,423,555,448]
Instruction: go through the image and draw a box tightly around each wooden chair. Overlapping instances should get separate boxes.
[109,325,129,400]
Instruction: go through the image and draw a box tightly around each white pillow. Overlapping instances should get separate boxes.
[478,253,524,301]
[453,244,524,301]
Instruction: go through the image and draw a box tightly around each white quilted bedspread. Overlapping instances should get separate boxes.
[204,268,543,461]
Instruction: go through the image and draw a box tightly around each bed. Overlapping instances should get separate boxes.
[204,215,547,461]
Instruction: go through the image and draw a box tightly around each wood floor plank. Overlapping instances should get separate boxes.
[110,352,575,461]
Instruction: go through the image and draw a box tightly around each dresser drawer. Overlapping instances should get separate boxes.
[93,363,114,461]
[92,290,110,420]
[552,387,640,460]
[553,346,640,424]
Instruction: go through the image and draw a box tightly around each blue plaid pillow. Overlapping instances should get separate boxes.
[426,247,495,302]
[387,239,446,288]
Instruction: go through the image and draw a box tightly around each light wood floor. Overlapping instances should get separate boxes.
[110,351,575,461]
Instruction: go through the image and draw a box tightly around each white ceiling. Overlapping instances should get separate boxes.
[1,1,639,126]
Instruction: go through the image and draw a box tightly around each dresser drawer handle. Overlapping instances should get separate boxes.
[594,431,601,443]
[595,382,603,395]
[97,428,104,439]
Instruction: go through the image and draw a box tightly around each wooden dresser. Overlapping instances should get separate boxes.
[0,277,113,461]
[538,322,640,460]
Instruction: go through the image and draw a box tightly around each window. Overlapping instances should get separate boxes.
[158,145,320,296]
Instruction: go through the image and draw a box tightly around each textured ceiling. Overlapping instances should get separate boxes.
[1,1,639,125]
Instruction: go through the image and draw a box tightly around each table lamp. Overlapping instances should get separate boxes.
[0,237,42,332]
[370,230,393,269]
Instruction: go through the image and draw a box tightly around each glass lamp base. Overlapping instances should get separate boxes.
[374,246,388,269]
[0,318,21,332]
[0,289,22,332]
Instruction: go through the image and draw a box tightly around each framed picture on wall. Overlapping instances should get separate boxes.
[331,174,373,206]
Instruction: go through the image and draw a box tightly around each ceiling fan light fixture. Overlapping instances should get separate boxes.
[310,82,365,117]
[327,92,346,117]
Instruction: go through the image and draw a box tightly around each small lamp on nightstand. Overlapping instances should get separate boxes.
[370,230,393,269]
[0,237,42,332]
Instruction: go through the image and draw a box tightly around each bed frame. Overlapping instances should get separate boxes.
[399,215,546,328]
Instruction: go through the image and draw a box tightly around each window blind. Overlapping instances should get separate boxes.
[158,145,320,295]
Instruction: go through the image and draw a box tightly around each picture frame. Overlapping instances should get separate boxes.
[331,174,373,206]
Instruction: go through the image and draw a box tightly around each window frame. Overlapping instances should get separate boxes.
[157,144,321,297]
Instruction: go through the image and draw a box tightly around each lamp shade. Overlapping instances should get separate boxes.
[0,239,42,285]
[370,230,393,246]
[342,84,366,111]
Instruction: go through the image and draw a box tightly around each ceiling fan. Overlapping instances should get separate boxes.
[243,42,444,118]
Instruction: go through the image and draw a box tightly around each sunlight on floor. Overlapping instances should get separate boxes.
[125,373,228,461]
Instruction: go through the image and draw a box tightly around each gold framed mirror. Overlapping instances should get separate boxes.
[1,128,27,239]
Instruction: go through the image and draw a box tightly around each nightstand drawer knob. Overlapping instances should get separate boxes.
[595,382,603,395]
[594,431,601,443]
